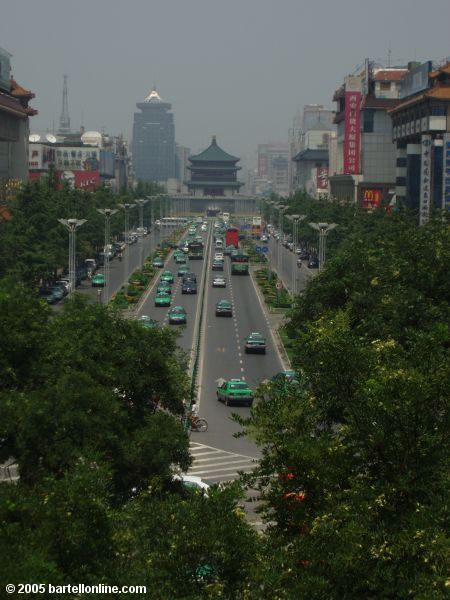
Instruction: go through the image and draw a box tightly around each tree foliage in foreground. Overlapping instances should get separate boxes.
[238,213,449,598]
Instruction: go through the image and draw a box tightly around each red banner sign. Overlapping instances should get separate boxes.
[344,91,361,174]
[316,167,329,190]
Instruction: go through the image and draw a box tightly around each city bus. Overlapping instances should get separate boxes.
[231,251,249,275]
[160,217,188,227]
[188,240,204,260]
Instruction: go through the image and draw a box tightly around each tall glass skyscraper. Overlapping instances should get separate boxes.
[132,87,175,183]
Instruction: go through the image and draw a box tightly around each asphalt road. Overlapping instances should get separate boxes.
[135,227,211,368]
[185,224,285,484]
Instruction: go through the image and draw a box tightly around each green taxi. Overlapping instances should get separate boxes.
[152,257,164,268]
[168,306,187,324]
[154,292,171,307]
[178,265,190,277]
[137,315,158,329]
[91,273,105,287]
[215,299,233,317]
[157,282,172,295]
[216,379,254,407]
[160,270,174,284]
[175,254,187,264]
[244,332,266,354]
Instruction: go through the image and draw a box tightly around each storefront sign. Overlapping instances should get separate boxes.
[443,133,450,211]
[362,188,382,210]
[343,90,361,175]
[419,134,432,225]
[316,167,329,190]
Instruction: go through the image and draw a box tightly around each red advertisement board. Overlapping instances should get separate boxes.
[57,170,100,191]
[343,91,361,174]
[74,170,100,190]
[362,188,382,210]
[316,167,329,190]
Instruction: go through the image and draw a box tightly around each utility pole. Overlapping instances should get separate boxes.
[58,218,86,296]
[97,208,118,303]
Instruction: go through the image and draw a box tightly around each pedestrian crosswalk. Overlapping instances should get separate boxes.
[188,441,258,482]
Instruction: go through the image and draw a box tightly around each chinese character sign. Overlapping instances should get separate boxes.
[316,167,329,190]
[420,134,432,225]
[344,91,361,174]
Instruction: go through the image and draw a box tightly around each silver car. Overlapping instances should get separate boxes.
[212,277,226,288]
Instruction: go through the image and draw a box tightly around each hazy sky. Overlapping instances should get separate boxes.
[3,0,450,167]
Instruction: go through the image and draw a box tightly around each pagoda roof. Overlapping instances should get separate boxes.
[389,84,450,114]
[187,164,241,171]
[189,136,240,163]
[187,180,242,187]
[293,148,329,162]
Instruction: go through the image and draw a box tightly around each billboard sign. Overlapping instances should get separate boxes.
[343,89,361,174]
[443,133,450,211]
[419,134,432,225]
[56,170,100,191]
[316,167,329,189]
[400,61,432,99]
[361,188,382,210]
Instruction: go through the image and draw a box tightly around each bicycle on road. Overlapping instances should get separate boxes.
[187,413,208,432]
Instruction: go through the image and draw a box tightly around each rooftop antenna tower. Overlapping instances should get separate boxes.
[58,73,71,135]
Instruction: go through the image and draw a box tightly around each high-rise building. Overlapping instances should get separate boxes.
[132,87,175,184]
[256,143,289,195]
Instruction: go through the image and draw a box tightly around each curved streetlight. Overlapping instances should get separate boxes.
[97,208,118,303]
[119,202,136,277]
[308,222,337,269]
[287,214,306,294]
[58,218,87,296]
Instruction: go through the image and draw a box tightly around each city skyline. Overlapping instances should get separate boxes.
[3,0,450,166]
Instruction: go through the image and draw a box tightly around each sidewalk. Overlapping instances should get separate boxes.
[249,265,290,370]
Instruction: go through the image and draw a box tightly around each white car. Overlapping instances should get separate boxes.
[214,252,224,261]
[212,277,226,288]
[201,225,207,231]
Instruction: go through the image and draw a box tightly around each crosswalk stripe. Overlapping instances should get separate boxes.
[188,442,258,482]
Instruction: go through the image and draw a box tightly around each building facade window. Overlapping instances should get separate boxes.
[363,109,375,133]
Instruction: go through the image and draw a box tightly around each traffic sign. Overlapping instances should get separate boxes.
[262,246,269,253]
[276,281,283,290]
[255,246,262,253]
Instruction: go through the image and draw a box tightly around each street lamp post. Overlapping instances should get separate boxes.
[276,204,286,277]
[134,198,149,235]
[58,218,87,297]
[97,208,118,303]
[119,202,136,279]
[308,222,337,269]
[287,214,306,295]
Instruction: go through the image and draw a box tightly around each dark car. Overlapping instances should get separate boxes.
[182,281,197,294]
[48,286,65,301]
[307,256,319,269]
[182,273,197,283]
[52,281,69,296]
[244,332,266,354]
[215,299,233,317]
[297,248,309,260]
[38,288,59,304]
[212,260,224,271]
